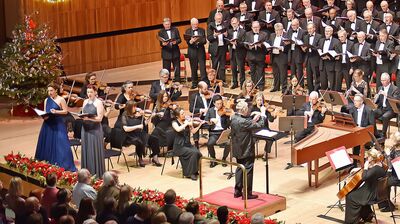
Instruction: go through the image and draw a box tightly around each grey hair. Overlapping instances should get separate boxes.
[179,212,194,224]
[236,101,248,113]
[102,171,115,186]
[354,94,364,102]
[78,169,90,183]
[274,22,283,30]
[191,18,199,24]
[159,69,170,77]
[381,72,390,80]
[250,213,264,224]
[309,91,319,99]
[163,18,171,23]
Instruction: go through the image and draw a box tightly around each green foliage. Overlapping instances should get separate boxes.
[0,15,63,106]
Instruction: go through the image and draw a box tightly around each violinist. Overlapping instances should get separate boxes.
[80,72,109,99]
[283,77,306,96]
[237,79,257,103]
[341,69,368,113]
[295,91,326,142]
[250,92,278,160]
[171,107,204,180]
[149,69,182,103]
[114,81,136,129]
[57,79,83,107]
[344,148,386,224]
[121,100,162,167]
[206,69,224,95]
[189,81,212,148]
[205,95,231,168]
[151,90,178,152]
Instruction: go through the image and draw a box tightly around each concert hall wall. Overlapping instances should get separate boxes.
[3,0,215,75]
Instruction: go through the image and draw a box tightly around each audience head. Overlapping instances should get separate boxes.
[163,18,171,29]
[190,18,199,29]
[78,169,91,184]
[103,197,117,213]
[57,188,72,204]
[159,69,170,83]
[46,173,57,187]
[353,94,364,108]
[164,189,177,204]
[185,201,200,215]
[137,203,152,220]
[117,185,133,213]
[250,213,264,224]
[104,221,117,224]
[179,212,194,224]
[78,197,96,220]
[121,80,134,94]
[381,73,391,87]
[151,211,168,224]
[102,171,118,187]
[59,215,75,224]
[217,206,228,224]
[9,177,23,197]
[27,213,44,224]
[29,189,43,201]
[82,219,98,224]
[25,196,40,213]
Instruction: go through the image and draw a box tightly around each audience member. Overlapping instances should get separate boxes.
[5,177,26,223]
[76,197,96,224]
[250,213,264,224]
[185,201,204,223]
[73,169,97,207]
[158,189,182,224]
[95,171,120,214]
[41,173,59,216]
[216,206,228,224]
[51,188,77,222]
[60,215,76,224]
[178,212,194,224]
[95,197,119,224]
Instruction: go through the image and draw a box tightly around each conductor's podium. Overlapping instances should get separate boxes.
[292,118,374,188]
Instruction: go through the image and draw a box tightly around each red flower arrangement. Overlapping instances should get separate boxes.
[3,152,284,224]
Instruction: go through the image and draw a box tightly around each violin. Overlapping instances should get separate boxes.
[209,79,223,88]
[165,80,181,89]
[293,85,306,95]
[185,116,206,128]
[312,101,327,112]
[203,90,214,100]
[218,107,234,117]
[95,81,108,91]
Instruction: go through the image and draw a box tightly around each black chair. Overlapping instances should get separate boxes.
[106,128,130,172]
[368,176,397,224]
[69,117,83,159]
[161,150,181,176]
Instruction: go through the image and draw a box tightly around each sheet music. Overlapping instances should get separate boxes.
[392,157,400,179]
[329,149,352,169]
[328,50,338,57]
[34,108,47,116]
[346,51,354,58]
[255,129,278,137]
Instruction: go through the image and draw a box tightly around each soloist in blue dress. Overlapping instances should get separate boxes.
[35,97,77,171]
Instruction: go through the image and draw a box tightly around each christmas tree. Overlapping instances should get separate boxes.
[0,15,63,106]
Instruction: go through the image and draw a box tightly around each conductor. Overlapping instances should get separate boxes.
[231,101,265,199]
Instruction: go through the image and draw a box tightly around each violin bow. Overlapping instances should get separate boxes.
[192,95,198,120]
[250,76,264,94]
[66,80,76,106]
[141,98,148,124]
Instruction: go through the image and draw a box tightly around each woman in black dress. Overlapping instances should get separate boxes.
[250,92,278,160]
[80,72,108,99]
[114,81,136,129]
[237,79,257,103]
[344,148,386,223]
[122,100,161,167]
[341,69,369,113]
[171,107,204,180]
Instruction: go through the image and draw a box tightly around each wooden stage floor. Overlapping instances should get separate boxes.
[0,61,397,223]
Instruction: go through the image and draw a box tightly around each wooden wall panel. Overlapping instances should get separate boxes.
[0,0,5,48]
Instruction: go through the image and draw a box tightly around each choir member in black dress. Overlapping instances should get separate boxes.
[151,90,177,151]
[114,81,136,129]
[149,69,182,103]
[172,108,204,180]
[205,95,231,168]
[231,100,265,199]
[344,148,386,223]
[250,92,277,159]
[121,100,161,167]
[80,72,109,99]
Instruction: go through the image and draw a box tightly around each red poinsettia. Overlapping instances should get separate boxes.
[29,18,36,29]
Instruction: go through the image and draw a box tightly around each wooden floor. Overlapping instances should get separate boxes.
[0,61,398,224]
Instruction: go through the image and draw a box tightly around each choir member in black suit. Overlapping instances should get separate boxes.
[149,69,182,103]
[269,23,290,93]
[259,1,281,35]
[318,26,340,90]
[324,8,343,34]
[335,30,354,91]
[340,0,356,17]
[244,21,268,90]
[300,8,322,34]
[189,81,212,148]
[282,9,295,32]
[205,95,231,168]
[227,17,247,89]
[295,91,326,142]
[350,94,376,165]
[391,45,400,87]
[301,23,322,92]
[372,29,394,89]
[283,0,301,11]
[185,18,207,89]
[224,0,242,16]
[364,1,379,19]
[344,10,367,39]
[374,73,398,138]
[350,32,372,83]
[245,0,265,13]
[234,2,254,32]
[208,0,231,25]
[297,0,319,15]
[363,10,380,46]
[158,18,182,82]
[321,0,340,19]
[287,19,306,86]
[231,100,265,200]
[377,1,395,21]
[380,13,399,37]
[207,13,229,84]
[344,148,386,223]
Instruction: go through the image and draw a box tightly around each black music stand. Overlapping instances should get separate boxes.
[318,146,353,221]
[279,116,306,169]
[216,129,234,179]
[282,95,307,116]
[319,90,348,120]
[388,97,400,131]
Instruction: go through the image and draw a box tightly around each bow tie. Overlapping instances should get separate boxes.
[216,24,221,26]
[309,34,314,37]
[193,29,198,32]
[359,43,363,45]
[325,39,330,42]
[254,33,259,35]
[307,19,312,22]
[293,30,297,33]
[241,14,246,16]
[234,29,238,32]
[387,24,391,27]
[165,29,171,31]
[266,12,271,14]
[288,20,292,22]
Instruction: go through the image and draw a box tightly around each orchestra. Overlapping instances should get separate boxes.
[31,0,400,222]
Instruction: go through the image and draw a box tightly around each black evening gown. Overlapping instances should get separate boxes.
[151,107,175,149]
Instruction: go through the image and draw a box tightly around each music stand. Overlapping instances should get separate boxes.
[279,116,306,169]
[364,98,378,110]
[319,90,348,121]
[388,97,400,131]
[282,95,307,116]
[319,146,353,220]
[216,129,234,179]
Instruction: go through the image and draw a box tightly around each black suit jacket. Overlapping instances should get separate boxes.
[227,27,247,58]
[189,92,212,115]
[258,10,281,32]
[185,27,207,59]
[350,104,375,128]
[283,0,301,10]
[234,12,254,31]
[149,81,182,103]
[374,39,394,66]
[334,40,354,71]
[365,21,381,45]
[207,9,231,25]
[300,102,326,125]
[268,33,290,63]
[300,16,322,34]
[282,17,294,31]
[159,204,182,224]
[287,28,306,63]
[375,84,399,110]
[244,31,268,62]
[158,27,181,60]
[207,22,229,56]
[379,23,400,36]
[245,0,265,11]
[303,33,323,67]
[344,19,367,33]
[318,37,340,71]
[377,10,395,21]
[205,107,230,130]
[351,41,371,71]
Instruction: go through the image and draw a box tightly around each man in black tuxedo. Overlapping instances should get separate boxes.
[374,73,398,138]
[377,1,395,21]
[208,0,231,25]
[228,17,247,89]
[283,0,301,11]
[149,69,182,103]
[372,29,394,89]
[259,1,281,35]
[207,13,229,84]
[318,25,339,90]
[158,189,182,224]
[364,1,379,18]
[297,0,319,15]
[323,8,343,34]
[295,91,327,142]
[363,10,380,46]
[282,8,295,32]
[158,18,182,82]
[245,0,265,13]
[301,22,322,92]
[344,10,367,40]
[185,18,207,89]
[300,8,322,34]
[379,13,399,37]
[224,0,242,16]
[391,45,400,87]
[205,95,231,168]
[234,2,254,32]
[350,32,372,83]
[334,30,354,91]
[189,81,212,148]
[270,23,290,93]
[287,19,306,86]
[244,21,268,90]
[320,0,340,18]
